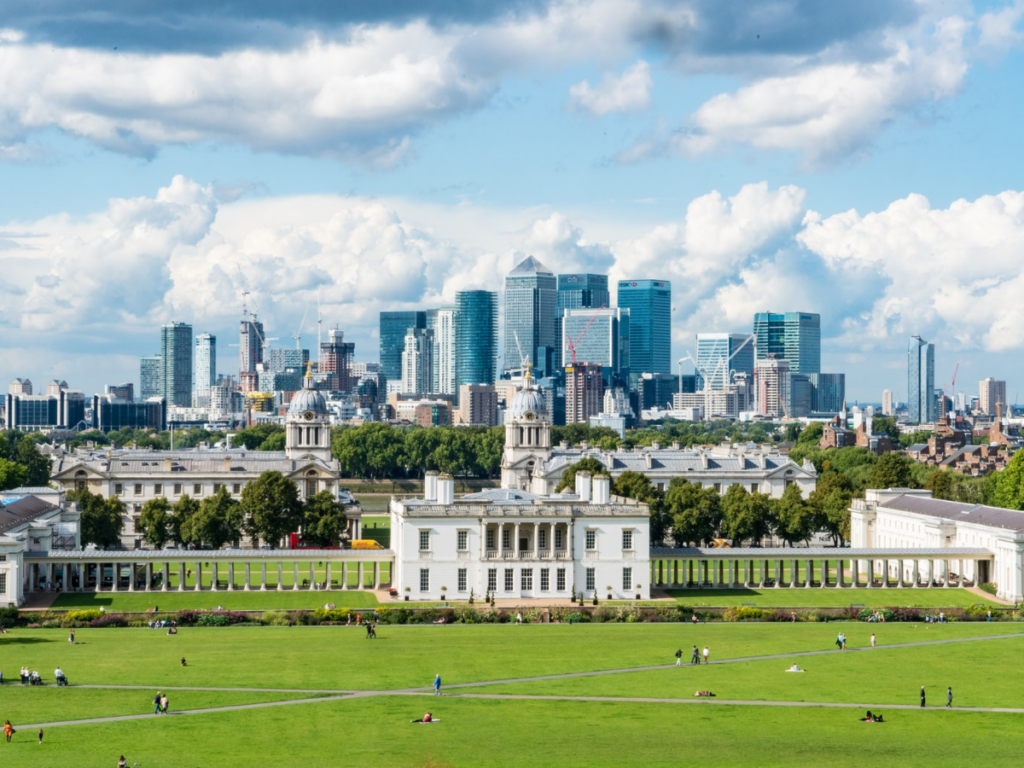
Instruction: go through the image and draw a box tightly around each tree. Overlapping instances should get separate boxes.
[866,452,916,489]
[302,490,348,547]
[0,458,28,491]
[471,427,504,478]
[720,485,774,546]
[185,488,244,548]
[232,423,286,450]
[241,471,303,547]
[137,497,173,548]
[784,423,803,443]
[14,437,52,486]
[170,494,200,544]
[332,423,406,479]
[259,431,286,451]
[611,471,669,544]
[70,489,125,547]
[434,430,473,476]
[665,479,721,546]
[924,469,957,501]
[992,450,1024,510]
[871,415,901,442]
[773,483,816,546]
[554,457,607,492]
[795,422,824,446]
[809,471,854,546]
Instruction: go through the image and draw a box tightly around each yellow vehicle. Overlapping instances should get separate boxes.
[350,539,385,550]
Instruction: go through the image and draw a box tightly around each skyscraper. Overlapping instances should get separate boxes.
[427,307,457,395]
[811,373,845,414]
[140,355,161,400]
[402,327,434,395]
[755,356,791,418]
[561,307,629,383]
[380,311,426,383]
[194,333,216,405]
[455,290,498,391]
[239,316,264,375]
[504,256,557,374]
[160,322,193,407]
[695,333,755,391]
[753,312,820,375]
[881,389,894,416]
[908,335,936,424]
[565,362,604,424]
[979,377,1007,416]
[320,328,355,392]
[616,279,671,376]
[557,273,610,312]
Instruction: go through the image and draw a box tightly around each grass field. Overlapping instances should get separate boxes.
[667,587,999,608]
[50,589,381,611]
[3,622,1024,766]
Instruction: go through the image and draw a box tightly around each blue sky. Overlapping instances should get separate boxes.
[2,0,1024,403]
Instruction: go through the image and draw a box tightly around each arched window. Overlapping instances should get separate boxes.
[74,470,87,491]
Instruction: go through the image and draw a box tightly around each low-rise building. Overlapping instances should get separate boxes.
[0,488,82,605]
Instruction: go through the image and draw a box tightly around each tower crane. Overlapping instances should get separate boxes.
[565,304,607,365]
[293,305,309,350]
[950,362,960,415]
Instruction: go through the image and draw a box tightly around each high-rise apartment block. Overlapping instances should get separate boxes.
[267,348,309,373]
[402,328,434,395]
[882,389,894,416]
[194,333,216,405]
[457,383,499,426]
[380,311,426,384]
[755,357,791,419]
[908,335,936,423]
[239,317,264,375]
[753,312,820,374]
[140,355,161,400]
[565,362,604,424]
[979,377,1007,416]
[160,322,193,407]
[427,307,457,395]
[617,280,671,376]
[695,333,755,391]
[504,256,557,374]
[454,290,498,392]
[320,328,355,392]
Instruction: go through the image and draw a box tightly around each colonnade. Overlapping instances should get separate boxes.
[483,521,573,560]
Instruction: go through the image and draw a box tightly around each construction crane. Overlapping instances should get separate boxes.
[293,305,309,350]
[512,331,532,379]
[564,304,607,365]
[950,362,960,415]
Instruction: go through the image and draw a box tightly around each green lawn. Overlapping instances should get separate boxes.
[51,589,380,612]
[4,622,1024,766]
[666,587,999,608]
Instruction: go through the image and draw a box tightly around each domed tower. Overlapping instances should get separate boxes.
[501,371,552,491]
[285,368,332,462]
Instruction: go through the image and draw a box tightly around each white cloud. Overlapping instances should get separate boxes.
[978,1,1024,51]
[568,60,652,115]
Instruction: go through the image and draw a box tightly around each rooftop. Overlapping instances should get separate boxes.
[880,495,1024,533]
[0,496,60,534]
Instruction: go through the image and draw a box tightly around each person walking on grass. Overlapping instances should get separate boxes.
[691,646,700,665]
[870,633,876,648]
[703,646,709,664]
[160,694,169,714]
[37,728,43,745]
[69,628,75,645]
[920,686,926,708]
[675,648,683,667]
[434,673,442,696]
[4,720,14,743]
[153,692,162,715]
[947,687,953,707]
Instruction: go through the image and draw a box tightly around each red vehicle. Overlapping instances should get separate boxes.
[288,533,340,550]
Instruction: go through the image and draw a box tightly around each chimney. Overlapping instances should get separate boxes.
[560,441,569,449]
[436,473,455,505]
[424,470,439,502]
[580,441,589,451]
[575,471,592,502]
[592,475,611,504]
[671,441,680,450]
[651,441,661,450]
[224,456,232,472]
[645,452,653,470]
[165,459,172,471]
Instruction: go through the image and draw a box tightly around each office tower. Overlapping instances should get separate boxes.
[320,328,355,391]
[755,357,791,418]
[504,256,557,374]
[882,389,894,416]
[267,348,309,373]
[427,306,457,395]
[8,378,32,395]
[45,380,68,397]
[194,333,216,405]
[92,394,166,432]
[457,383,499,426]
[402,328,434,395]
[5,388,85,430]
[695,333,755,391]
[565,362,604,424]
[455,291,498,392]
[239,316,265,375]
[908,336,936,423]
[160,322,193,407]
[561,307,629,383]
[380,311,426,383]
[616,279,671,376]
[811,373,845,414]
[752,312,821,374]
[140,355,161,400]
[790,375,812,418]
[979,378,1007,416]
[637,373,679,411]
[556,274,610,370]
[105,383,134,401]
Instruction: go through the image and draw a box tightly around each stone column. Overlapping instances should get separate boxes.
[310,561,316,590]
[514,523,521,559]
[373,562,380,590]
[127,563,135,592]
[195,562,202,591]
[178,562,186,591]
[340,562,347,589]
[498,524,504,558]
[357,562,364,590]
[260,562,267,591]
[293,561,300,591]
[325,562,331,590]
[244,563,251,591]
[851,558,859,588]
[912,559,919,587]
[228,563,235,591]
[958,559,965,588]
[944,560,952,588]
[804,560,812,588]
[868,560,876,588]
[533,523,539,560]
[276,561,283,591]
[211,563,219,592]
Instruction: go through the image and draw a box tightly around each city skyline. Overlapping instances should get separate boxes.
[2,2,1024,400]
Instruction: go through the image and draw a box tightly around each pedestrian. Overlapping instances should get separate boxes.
[370,622,377,639]
[835,632,842,650]
[703,646,709,664]
[69,628,75,644]
[691,646,700,665]
[365,621,373,639]
[842,633,847,650]
[4,720,14,742]
[160,694,169,714]
[153,692,162,714]
[675,648,682,667]
[433,673,442,696]
[118,756,128,768]
[947,687,953,707]
[920,686,926,708]
[870,633,876,648]
[38,728,43,745]
[987,610,992,622]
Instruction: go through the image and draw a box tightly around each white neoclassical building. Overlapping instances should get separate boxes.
[391,377,651,601]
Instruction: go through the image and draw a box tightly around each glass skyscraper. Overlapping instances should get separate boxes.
[908,335,936,423]
[561,307,629,384]
[616,279,671,376]
[427,306,457,395]
[555,273,609,370]
[140,355,162,400]
[194,333,216,403]
[811,372,846,413]
[504,256,557,374]
[379,311,426,384]
[753,312,821,374]
[695,333,754,391]
[160,322,193,407]
[455,290,498,391]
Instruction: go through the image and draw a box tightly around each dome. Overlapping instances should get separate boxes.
[288,374,328,416]
[507,383,546,420]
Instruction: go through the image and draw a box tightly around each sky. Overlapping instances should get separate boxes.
[3,0,1024,404]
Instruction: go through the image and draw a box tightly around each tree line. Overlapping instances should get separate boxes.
[0,431,54,491]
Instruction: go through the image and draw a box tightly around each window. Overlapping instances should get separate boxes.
[502,528,511,549]
[750,483,758,493]
[622,530,633,551]
[486,529,495,549]
[457,530,468,551]
[622,567,633,591]
[173,483,182,495]
[114,483,123,495]
[0,573,6,593]
[540,568,550,591]
[233,483,241,494]
[154,483,162,495]
[539,528,547,548]
[419,530,430,551]
[585,567,595,592]
[134,484,142,496]
[193,484,202,496]
[504,568,514,592]
[306,479,317,497]
[458,568,467,592]
[556,568,566,591]
[419,568,429,592]
[555,528,564,549]
[714,483,721,493]
[521,569,533,591]
[213,483,222,494]
[585,530,596,551]
[488,568,497,592]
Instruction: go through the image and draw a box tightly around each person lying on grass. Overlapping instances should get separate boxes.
[694,691,715,697]
[411,712,440,723]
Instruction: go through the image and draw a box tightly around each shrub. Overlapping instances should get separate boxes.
[41,619,62,628]
[979,582,998,596]
[565,611,589,623]
[62,609,103,626]
[313,607,351,623]
[0,607,19,628]
[888,606,921,622]
[723,606,766,622]
[176,610,203,626]
[90,614,129,628]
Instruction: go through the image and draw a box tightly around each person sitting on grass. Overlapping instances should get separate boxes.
[694,690,715,697]
[861,710,873,721]
[180,657,187,667]
[786,664,804,672]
